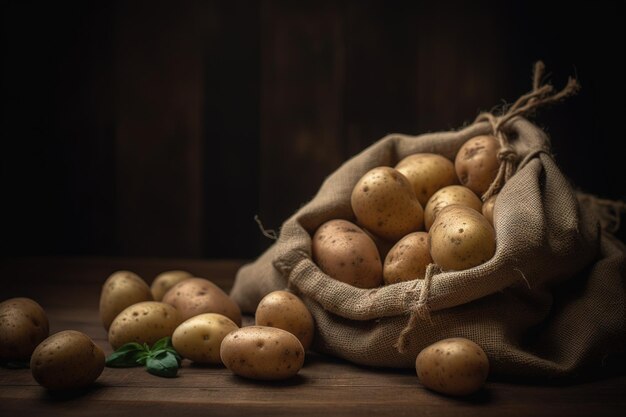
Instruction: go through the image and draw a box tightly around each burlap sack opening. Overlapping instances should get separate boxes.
[230,67,626,379]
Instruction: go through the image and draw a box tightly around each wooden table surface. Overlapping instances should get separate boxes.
[1,257,624,417]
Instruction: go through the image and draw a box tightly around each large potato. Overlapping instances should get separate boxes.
[30,330,104,391]
[99,270,153,330]
[0,297,49,361]
[454,135,500,196]
[220,326,305,381]
[429,205,496,271]
[383,232,433,284]
[312,219,383,288]
[162,277,242,326]
[172,313,239,364]
[108,301,181,350]
[351,166,424,241]
[151,270,192,301]
[415,337,489,396]
[423,185,482,231]
[255,290,315,350]
[395,153,458,206]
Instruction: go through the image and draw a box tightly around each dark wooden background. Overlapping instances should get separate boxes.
[2,0,624,259]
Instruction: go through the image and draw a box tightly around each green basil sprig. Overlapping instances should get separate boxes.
[106,337,181,378]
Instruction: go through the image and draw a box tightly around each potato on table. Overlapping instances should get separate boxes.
[151,270,192,301]
[255,290,315,350]
[0,297,49,361]
[108,301,181,349]
[99,270,153,330]
[172,313,239,365]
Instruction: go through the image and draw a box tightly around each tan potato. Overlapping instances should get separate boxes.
[415,337,489,396]
[351,166,424,241]
[482,194,497,227]
[151,270,192,301]
[108,301,181,350]
[312,219,383,288]
[455,135,501,196]
[424,185,482,231]
[30,330,104,391]
[383,232,433,284]
[220,326,305,380]
[172,313,239,364]
[395,153,458,206]
[99,270,153,330]
[162,277,242,326]
[429,205,496,271]
[0,297,49,361]
[255,290,315,350]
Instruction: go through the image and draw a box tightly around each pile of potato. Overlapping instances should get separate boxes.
[312,134,500,288]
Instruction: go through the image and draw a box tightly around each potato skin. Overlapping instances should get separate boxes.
[30,330,104,391]
[424,185,482,231]
[0,297,49,361]
[415,337,489,396]
[108,301,181,350]
[172,313,239,364]
[351,166,424,241]
[395,153,458,206]
[220,326,305,381]
[383,232,433,284]
[482,194,497,227]
[312,219,383,288]
[454,135,501,196]
[162,277,242,326]
[429,205,496,271]
[151,270,192,301]
[99,270,153,330]
[255,290,315,350]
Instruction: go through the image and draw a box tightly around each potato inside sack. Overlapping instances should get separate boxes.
[351,166,424,241]
[482,194,497,227]
[423,185,482,231]
[395,153,458,206]
[312,219,383,288]
[454,135,500,196]
[383,232,432,284]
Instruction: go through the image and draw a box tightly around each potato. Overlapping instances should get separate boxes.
[383,232,432,284]
[482,194,497,227]
[0,297,49,361]
[363,228,395,261]
[415,337,489,396]
[162,277,242,326]
[30,330,104,391]
[220,326,305,381]
[429,205,496,271]
[151,270,192,301]
[312,219,383,288]
[99,270,153,330]
[108,301,181,350]
[454,135,501,196]
[423,185,482,231]
[172,313,239,364]
[351,166,424,241]
[395,153,458,206]
[255,290,315,350]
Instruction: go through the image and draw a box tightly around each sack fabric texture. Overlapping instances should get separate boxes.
[230,116,626,379]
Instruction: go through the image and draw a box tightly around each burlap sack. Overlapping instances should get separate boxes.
[230,64,626,378]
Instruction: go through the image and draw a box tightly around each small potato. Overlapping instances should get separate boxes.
[454,135,501,196]
[312,219,383,288]
[151,270,193,301]
[429,205,496,271]
[395,153,458,206]
[0,297,49,361]
[255,290,315,350]
[351,166,424,241]
[172,313,239,364]
[162,277,242,326]
[383,232,432,284]
[482,194,497,227]
[99,270,153,330]
[415,337,489,396]
[108,301,181,350]
[220,326,305,381]
[30,330,104,391]
[424,185,482,231]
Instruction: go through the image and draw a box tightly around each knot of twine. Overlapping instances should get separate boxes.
[475,61,581,201]
[394,263,441,354]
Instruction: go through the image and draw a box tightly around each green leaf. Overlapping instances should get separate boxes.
[151,337,173,351]
[146,351,179,378]
[105,342,146,367]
